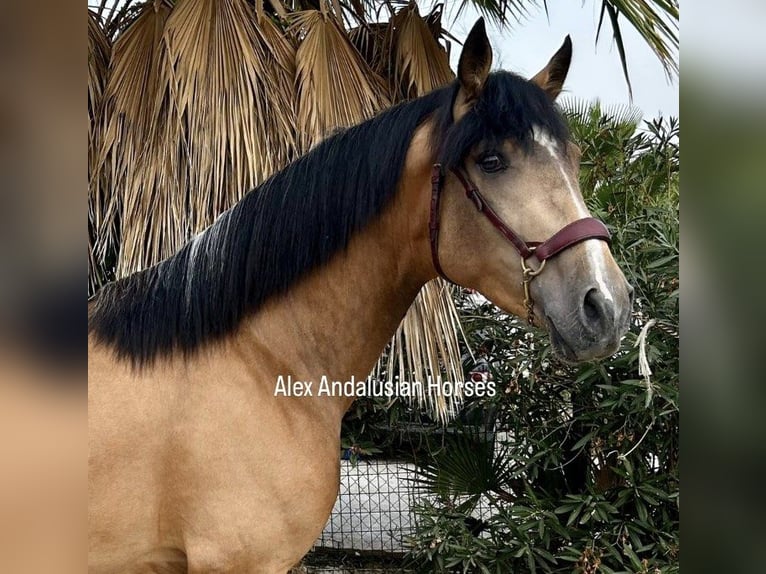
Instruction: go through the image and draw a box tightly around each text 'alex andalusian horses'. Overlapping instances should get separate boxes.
[88,19,633,573]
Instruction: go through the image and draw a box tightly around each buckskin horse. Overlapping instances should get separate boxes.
[88,19,633,573]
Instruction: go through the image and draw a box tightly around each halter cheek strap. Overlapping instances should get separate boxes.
[429,166,449,279]
[429,163,612,324]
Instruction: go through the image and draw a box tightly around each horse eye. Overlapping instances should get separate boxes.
[478,154,506,173]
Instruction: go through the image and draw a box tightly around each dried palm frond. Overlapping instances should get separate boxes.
[251,9,298,163]
[349,4,453,101]
[100,0,144,40]
[380,281,469,423]
[88,11,112,294]
[88,11,110,156]
[389,2,453,100]
[348,21,389,77]
[96,0,299,277]
[398,279,469,423]
[95,1,175,277]
[161,0,297,237]
[262,0,289,22]
[292,9,389,150]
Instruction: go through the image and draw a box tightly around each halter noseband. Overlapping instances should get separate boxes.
[429,163,611,324]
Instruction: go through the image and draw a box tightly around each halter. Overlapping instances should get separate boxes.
[429,163,611,325]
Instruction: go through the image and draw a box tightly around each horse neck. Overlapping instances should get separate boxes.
[227,125,437,416]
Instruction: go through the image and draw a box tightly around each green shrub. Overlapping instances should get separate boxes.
[406,106,679,573]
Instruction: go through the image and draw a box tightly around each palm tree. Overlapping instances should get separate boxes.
[87,0,678,419]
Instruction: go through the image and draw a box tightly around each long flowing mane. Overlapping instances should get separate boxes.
[89,72,568,365]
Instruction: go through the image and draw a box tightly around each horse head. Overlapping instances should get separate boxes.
[430,19,634,362]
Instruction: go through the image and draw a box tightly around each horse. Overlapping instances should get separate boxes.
[88,18,633,573]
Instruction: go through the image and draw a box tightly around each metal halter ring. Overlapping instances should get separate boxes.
[520,251,546,279]
[520,249,546,325]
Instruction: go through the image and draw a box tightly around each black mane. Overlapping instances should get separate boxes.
[89,72,568,365]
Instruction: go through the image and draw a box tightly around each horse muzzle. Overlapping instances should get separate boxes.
[546,282,634,363]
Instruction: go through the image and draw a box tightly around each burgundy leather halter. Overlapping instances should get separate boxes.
[429,163,612,324]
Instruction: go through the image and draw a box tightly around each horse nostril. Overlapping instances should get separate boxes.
[581,287,616,331]
[583,288,601,321]
[627,283,636,306]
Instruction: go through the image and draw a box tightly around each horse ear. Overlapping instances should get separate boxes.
[531,36,572,100]
[457,18,492,102]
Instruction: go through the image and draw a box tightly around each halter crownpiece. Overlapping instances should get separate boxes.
[429,163,611,324]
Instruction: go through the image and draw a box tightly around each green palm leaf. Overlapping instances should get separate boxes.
[413,431,521,501]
